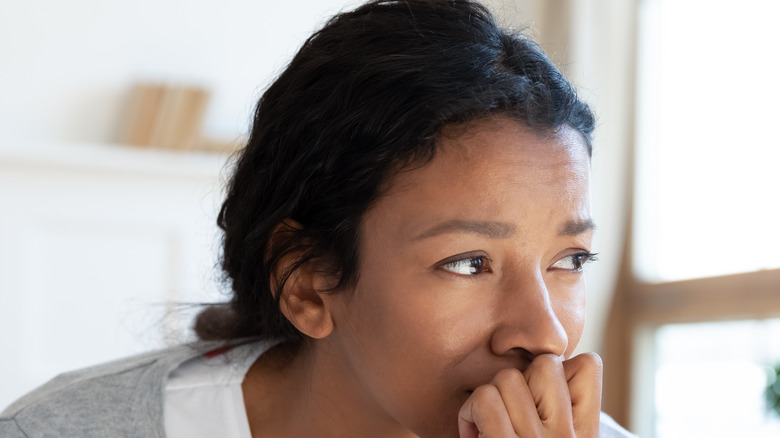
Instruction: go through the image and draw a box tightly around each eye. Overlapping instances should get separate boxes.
[437,253,492,276]
[550,252,598,272]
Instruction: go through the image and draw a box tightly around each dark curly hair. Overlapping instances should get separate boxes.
[195,0,595,343]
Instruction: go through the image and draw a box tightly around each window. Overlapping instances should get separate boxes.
[605,1,780,436]
[634,0,780,283]
[653,319,780,437]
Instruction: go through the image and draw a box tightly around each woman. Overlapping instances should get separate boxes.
[1,1,635,437]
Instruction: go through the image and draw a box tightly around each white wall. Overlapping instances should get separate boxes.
[0,0,362,145]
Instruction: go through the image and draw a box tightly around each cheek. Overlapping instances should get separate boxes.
[347,238,492,358]
[334,275,484,430]
[347,273,488,357]
[558,287,587,357]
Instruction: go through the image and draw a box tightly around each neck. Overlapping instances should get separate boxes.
[242,339,418,438]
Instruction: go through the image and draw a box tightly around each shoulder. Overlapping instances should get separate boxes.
[0,419,27,438]
[0,342,222,438]
[600,412,639,438]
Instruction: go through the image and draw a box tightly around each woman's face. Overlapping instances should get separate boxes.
[325,117,594,438]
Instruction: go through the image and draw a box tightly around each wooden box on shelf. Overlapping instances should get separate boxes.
[119,83,211,151]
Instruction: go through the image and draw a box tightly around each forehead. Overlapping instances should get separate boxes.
[363,117,592,240]
[389,118,590,196]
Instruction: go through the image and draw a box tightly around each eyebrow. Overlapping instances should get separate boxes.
[558,218,597,236]
[413,220,516,241]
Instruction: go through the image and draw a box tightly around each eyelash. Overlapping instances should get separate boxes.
[436,251,598,276]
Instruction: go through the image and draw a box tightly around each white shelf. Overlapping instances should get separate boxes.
[0,141,233,180]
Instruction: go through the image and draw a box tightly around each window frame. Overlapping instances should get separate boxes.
[601,0,780,432]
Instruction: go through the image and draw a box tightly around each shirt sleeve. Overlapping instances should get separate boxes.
[0,419,30,438]
[600,412,639,438]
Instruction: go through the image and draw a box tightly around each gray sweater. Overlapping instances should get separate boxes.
[1,342,636,437]
[0,343,206,437]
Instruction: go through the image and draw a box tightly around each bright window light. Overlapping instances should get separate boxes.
[654,319,780,438]
[634,0,780,282]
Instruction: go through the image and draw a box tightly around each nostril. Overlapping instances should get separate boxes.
[508,346,535,363]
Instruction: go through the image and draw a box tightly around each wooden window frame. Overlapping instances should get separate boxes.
[602,167,780,431]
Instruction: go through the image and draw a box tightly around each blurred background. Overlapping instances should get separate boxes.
[1,0,778,436]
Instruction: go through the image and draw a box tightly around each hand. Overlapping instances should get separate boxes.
[457,353,602,438]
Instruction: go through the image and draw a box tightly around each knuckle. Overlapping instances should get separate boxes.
[533,353,563,367]
[527,353,563,375]
[470,384,500,402]
[493,367,525,386]
[586,352,604,374]
[580,352,603,367]
[569,352,604,375]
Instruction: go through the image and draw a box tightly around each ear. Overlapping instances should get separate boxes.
[269,221,339,340]
[276,261,338,339]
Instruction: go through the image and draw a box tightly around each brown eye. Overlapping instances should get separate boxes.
[551,252,598,272]
[440,255,490,275]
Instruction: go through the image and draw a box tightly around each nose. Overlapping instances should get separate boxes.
[490,268,569,359]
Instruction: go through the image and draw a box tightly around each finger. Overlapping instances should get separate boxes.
[562,353,603,438]
[523,354,575,434]
[490,368,543,436]
[458,385,517,438]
